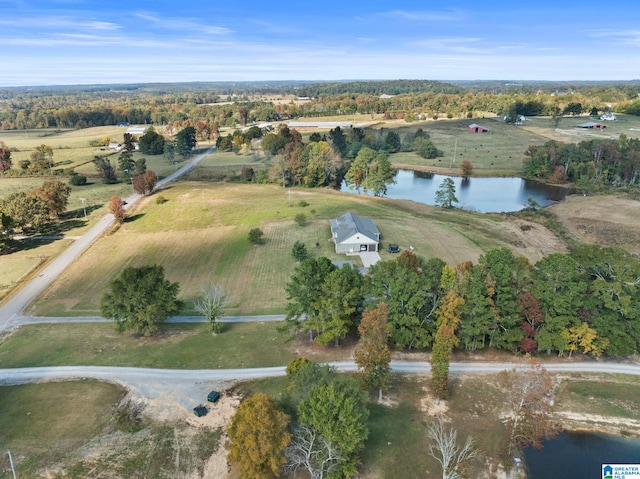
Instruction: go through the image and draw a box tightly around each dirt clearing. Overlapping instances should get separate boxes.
[549,194,640,253]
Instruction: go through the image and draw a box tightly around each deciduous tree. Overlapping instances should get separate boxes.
[355,302,392,400]
[227,393,291,479]
[460,160,473,176]
[499,363,560,454]
[93,156,118,184]
[431,290,464,399]
[247,227,264,244]
[100,264,182,335]
[194,284,228,333]
[284,423,345,479]
[31,180,71,217]
[0,191,50,234]
[108,196,126,223]
[427,418,478,479]
[0,141,11,172]
[133,170,158,195]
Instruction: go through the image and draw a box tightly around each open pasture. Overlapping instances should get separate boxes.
[28,181,537,316]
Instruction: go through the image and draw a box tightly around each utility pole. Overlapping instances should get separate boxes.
[450,138,457,171]
[7,450,17,479]
[79,198,87,218]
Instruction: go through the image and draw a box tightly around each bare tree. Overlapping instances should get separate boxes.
[283,424,345,479]
[500,362,560,454]
[194,284,228,333]
[427,418,478,479]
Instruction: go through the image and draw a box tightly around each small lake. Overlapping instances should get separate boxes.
[523,431,640,479]
[341,169,571,213]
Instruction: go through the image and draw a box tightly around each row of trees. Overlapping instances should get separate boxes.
[285,245,640,357]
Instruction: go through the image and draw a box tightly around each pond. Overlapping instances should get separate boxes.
[341,169,571,213]
[523,431,640,479]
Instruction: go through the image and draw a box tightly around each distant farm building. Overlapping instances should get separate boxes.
[126,127,148,136]
[379,94,394,99]
[577,122,606,130]
[468,123,490,133]
[287,121,353,129]
[330,212,380,254]
[600,113,617,121]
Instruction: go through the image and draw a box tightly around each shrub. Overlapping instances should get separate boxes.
[248,227,264,245]
[294,213,307,227]
[155,195,168,204]
[69,174,87,186]
[291,241,309,262]
[286,357,311,377]
[297,200,309,207]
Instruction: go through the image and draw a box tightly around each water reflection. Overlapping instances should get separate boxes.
[341,169,571,213]
[523,431,640,479]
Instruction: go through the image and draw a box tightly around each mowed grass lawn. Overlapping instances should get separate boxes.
[0,322,351,369]
[0,380,124,454]
[30,181,510,316]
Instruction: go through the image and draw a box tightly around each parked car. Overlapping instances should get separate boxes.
[207,390,221,403]
[388,244,400,253]
[193,405,207,417]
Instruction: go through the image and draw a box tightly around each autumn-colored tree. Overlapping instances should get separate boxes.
[499,362,560,454]
[460,160,473,176]
[431,290,464,399]
[31,180,71,217]
[0,141,12,172]
[355,302,392,400]
[133,170,158,195]
[108,196,126,223]
[29,144,53,172]
[561,322,608,357]
[227,393,291,479]
[517,291,545,353]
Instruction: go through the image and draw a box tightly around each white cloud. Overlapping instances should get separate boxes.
[380,9,464,22]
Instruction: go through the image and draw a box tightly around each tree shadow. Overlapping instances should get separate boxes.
[126,213,145,222]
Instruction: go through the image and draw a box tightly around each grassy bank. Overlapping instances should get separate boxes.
[0,322,352,369]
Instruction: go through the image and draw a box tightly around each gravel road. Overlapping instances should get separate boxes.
[0,147,215,332]
[2,360,639,420]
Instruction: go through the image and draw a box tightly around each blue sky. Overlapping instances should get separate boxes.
[1,0,639,86]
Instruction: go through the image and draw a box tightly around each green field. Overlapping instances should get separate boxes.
[28,181,519,316]
[0,322,351,369]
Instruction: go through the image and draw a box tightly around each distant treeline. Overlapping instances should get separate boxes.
[2,80,640,131]
[296,79,463,96]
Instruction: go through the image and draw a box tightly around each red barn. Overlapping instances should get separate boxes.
[468,123,489,133]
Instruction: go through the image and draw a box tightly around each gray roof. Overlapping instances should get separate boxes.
[330,212,380,244]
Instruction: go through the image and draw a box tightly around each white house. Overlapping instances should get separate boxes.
[330,212,380,254]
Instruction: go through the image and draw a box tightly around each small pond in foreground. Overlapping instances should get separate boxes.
[523,431,640,479]
[341,169,571,213]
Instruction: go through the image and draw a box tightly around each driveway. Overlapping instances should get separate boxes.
[359,251,381,268]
